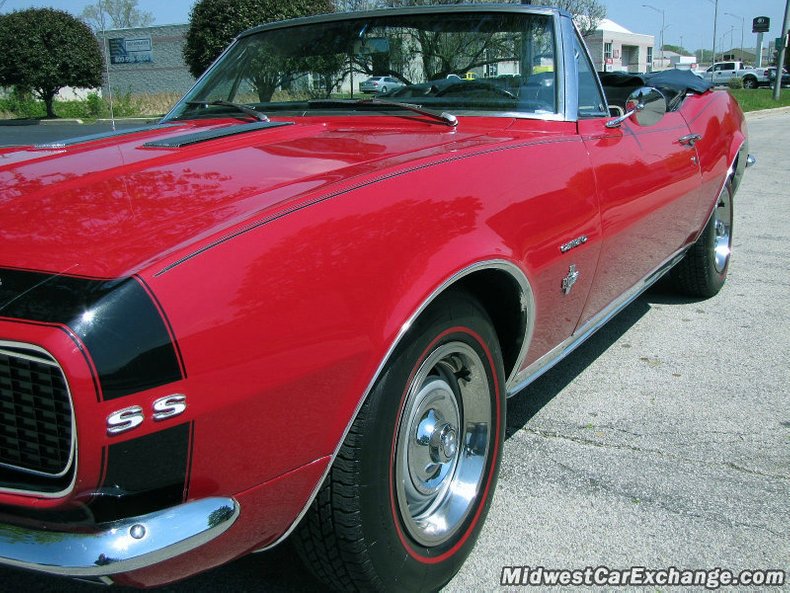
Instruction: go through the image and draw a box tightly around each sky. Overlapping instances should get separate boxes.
[0,0,787,53]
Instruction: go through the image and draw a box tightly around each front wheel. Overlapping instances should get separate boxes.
[669,182,733,297]
[293,291,506,592]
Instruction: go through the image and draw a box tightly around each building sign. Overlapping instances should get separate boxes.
[109,37,153,64]
[753,17,770,34]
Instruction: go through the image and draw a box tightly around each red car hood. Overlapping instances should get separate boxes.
[0,117,506,278]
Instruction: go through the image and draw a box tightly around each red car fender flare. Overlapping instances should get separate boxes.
[254,257,535,552]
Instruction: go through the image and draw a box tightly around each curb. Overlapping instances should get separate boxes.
[95,117,163,123]
[745,105,790,119]
[38,118,84,125]
[0,119,39,126]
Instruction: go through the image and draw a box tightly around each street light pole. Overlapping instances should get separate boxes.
[643,4,665,69]
[774,0,790,100]
[724,12,745,62]
[712,0,719,64]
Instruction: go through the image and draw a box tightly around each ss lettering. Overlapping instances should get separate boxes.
[106,405,144,435]
[106,394,187,435]
[152,394,187,421]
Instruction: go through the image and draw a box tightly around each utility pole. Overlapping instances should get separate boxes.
[643,4,666,69]
[773,0,790,100]
[712,0,719,64]
[725,13,745,62]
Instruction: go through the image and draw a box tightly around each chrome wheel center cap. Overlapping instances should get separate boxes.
[416,410,458,465]
[438,424,458,461]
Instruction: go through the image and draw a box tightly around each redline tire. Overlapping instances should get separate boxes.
[670,182,733,298]
[293,291,506,592]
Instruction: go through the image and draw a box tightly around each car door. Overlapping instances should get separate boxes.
[713,63,735,85]
[576,94,702,327]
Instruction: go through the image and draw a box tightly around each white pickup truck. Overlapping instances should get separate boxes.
[700,61,771,88]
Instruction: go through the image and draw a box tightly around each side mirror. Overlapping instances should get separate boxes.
[605,87,667,129]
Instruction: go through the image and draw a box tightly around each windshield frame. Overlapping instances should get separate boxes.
[163,5,576,124]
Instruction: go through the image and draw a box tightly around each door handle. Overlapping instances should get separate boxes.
[679,133,702,147]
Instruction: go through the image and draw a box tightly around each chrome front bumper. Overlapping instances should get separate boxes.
[0,497,239,577]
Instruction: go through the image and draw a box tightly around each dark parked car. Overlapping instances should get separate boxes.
[767,67,790,88]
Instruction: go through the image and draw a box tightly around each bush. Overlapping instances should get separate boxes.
[0,8,102,118]
[728,77,744,90]
[0,91,178,120]
[0,88,44,118]
[86,92,104,118]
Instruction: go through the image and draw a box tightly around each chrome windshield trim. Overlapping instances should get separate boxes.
[507,246,689,397]
[165,5,575,125]
[0,340,78,486]
[256,258,534,553]
[0,497,239,577]
[241,5,562,39]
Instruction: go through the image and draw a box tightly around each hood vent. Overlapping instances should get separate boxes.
[142,121,293,148]
[33,123,180,150]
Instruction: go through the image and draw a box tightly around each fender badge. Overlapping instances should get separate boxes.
[560,235,588,253]
[562,265,579,295]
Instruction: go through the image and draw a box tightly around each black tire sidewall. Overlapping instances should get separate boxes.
[356,295,506,593]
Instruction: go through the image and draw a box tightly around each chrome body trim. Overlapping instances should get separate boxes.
[696,139,745,243]
[679,133,703,147]
[0,340,78,489]
[0,497,239,577]
[256,259,535,553]
[507,247,688,397]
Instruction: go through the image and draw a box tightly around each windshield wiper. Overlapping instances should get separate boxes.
[184,100,269,122]
[308,98,457,127]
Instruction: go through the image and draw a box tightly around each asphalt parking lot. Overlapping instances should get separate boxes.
[0,108,788,592]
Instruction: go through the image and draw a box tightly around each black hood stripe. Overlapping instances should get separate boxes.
[0,268,184,400]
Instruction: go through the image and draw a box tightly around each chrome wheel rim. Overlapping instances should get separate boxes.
[395,341,491,547]
[713,186,732,274]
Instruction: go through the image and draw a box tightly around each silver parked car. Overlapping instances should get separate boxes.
[359,76,405,94]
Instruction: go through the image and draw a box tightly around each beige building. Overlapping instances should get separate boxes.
[99,24,195,96]
[584,19,655,73]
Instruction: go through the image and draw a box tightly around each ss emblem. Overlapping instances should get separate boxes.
[107,394,187,435]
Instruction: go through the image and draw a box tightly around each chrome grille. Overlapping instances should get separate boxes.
[0,343,74,477]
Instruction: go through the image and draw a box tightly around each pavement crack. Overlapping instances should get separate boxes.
[522,427,790,483]
[548,455,786,538]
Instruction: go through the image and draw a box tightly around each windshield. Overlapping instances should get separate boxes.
[167,10,558,121]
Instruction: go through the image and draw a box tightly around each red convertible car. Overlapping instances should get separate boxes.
[0,5,751,592]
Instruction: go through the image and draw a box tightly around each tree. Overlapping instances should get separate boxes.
[81,0,154,31]
[0,9,103,118]
[531,0,605,37]
[183,0,334,79]
[662,43,692,57]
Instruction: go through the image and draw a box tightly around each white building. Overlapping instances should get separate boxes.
[584,19,654,73]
